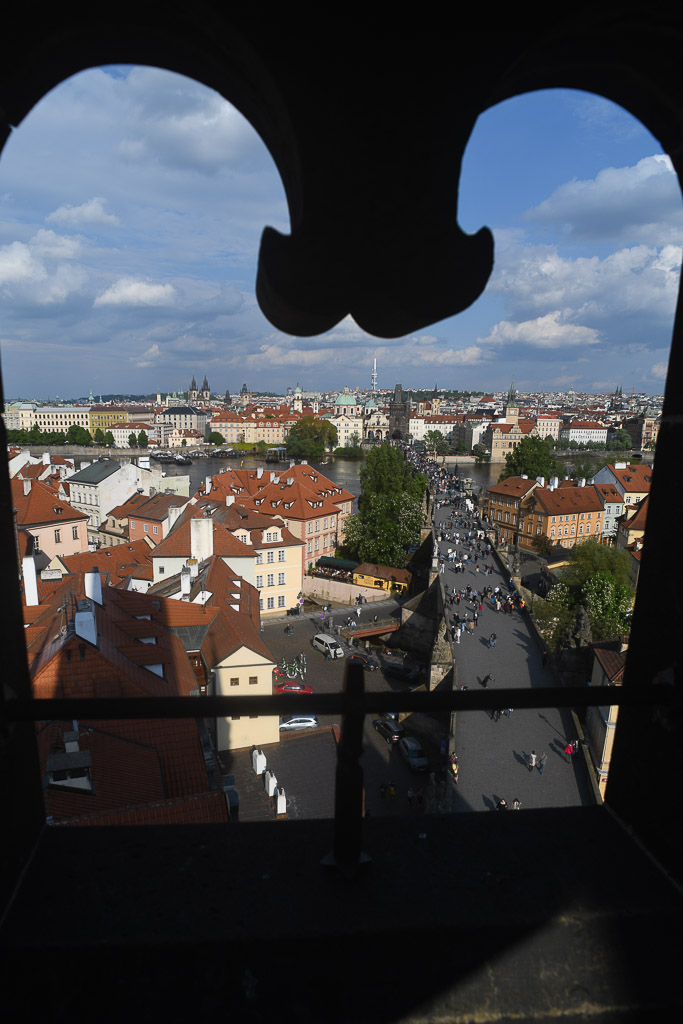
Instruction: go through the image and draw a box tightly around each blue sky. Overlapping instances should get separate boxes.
[0,67,680,399]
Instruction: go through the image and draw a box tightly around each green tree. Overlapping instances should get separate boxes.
[94,427,106,445]
[28,422,43,444]
[208,431,226,445]
[559,540,631,596]
[137,429,148,448]
[342,493,423,567]
[286,416,338,459]
[104,431,115,446]
[128,432,138,448]
[65,424,92,446]
[533,581,574,647]
[611,429,632,450]
[424,429,449,456]
[358,443,426,517]
[582,571,632,641]
[499,436,563,482]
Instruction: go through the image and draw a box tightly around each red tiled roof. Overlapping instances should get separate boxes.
[11,478,88,527]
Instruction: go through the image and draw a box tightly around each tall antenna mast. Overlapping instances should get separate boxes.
[371,353,378,393]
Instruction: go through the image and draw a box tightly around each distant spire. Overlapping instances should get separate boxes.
[507,380,516,405]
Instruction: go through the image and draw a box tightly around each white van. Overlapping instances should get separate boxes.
[311,633,344,659]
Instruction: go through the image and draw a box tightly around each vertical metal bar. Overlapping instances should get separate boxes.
[322,659,370,876]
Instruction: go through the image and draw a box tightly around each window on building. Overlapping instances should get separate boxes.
[267,597,274,609]
[278,595,286,608]
[256,552,263,564]
[230,677,239,686]
[278,572,285,585]
[256,575,263,588]
[249,676,257,685]
[267,574,274,586]
[54,529,61,542]
[267,550,274,563]
[278,549,286,562]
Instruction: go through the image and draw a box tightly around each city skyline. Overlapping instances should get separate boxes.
[1,66,680,399]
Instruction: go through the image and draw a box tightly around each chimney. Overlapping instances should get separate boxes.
[225,495,235,506]
[287,477,294,486]
[75,604,97,646]
[85,569,103,606]
[578,478,586,488]
[205,475,212,494]
[181,566,192,600]
[187,558,199,579]
[257,467,263,478]
[22,555,39,606]
[42,452,50,466]
[23,479,32,495]
[168,505,183,529]
[535,476,544,486]
[190,516,214,561]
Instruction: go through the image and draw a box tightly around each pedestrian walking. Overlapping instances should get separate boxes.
[504,708,513,718]
[493,708,502,722]
[496,798,508,811]
[564,742,574,763]
[512,798,522,810]
[488,633,497,649]
[407,786,415,806]
[538,751,547,775]
[482,673,493,688]
[528,750,537,772]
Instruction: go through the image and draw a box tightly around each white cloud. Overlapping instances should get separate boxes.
[650,361,669,380]
[491,240,680,326]
[47,196,119,228]
[94,278,176,306]
[478,312,601,349]
[30,229,81,260]
[0,241,46,286]
[524,155,683,246]
[135,343,161,367]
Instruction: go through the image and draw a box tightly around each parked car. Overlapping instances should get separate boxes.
[311,633,344,659]
[275,681,314,695]
[347,653,379,672]
[382,664,422,688]
[397,736,429,772]
[373,716,406,746]
[279,715,320,732]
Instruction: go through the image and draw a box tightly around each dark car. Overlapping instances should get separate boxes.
[382,663,423,689]
[373,716,406,746]
[347,653,379,672]
[397,736,429,772]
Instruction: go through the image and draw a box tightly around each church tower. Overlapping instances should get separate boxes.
[504,380,519,424]
[188,375,198,404]
[389,383,410,440]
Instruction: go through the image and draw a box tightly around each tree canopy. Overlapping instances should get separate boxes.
[286,416,337,459]
[499,435,563,482]
[342,443,427,567]
[358,443,427,516]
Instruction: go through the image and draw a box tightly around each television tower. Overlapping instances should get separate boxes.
[371,353,378,392]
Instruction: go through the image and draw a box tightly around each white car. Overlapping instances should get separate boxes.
[279,715,320,732]
[311,633,344,659]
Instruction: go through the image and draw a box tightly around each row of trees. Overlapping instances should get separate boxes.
[7,423,150,448]
[8,423,96,447]
[341,444,427,567]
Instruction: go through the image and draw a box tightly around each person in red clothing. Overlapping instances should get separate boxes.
[564,742,574,763]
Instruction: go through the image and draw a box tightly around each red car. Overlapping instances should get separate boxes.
[275,681,314,695]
